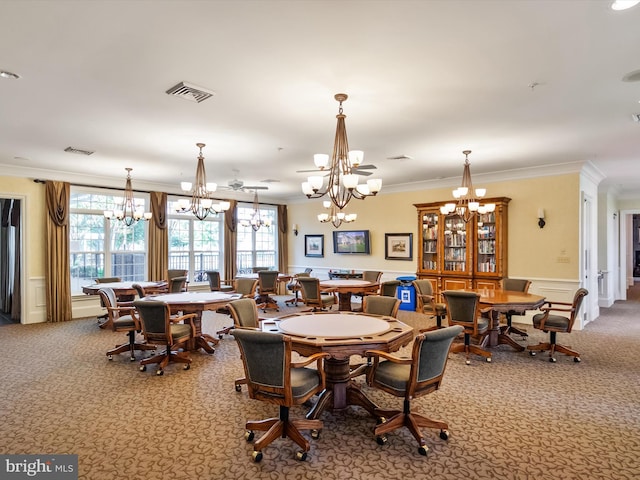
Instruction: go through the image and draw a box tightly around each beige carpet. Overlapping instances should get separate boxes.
[0,296,638,480]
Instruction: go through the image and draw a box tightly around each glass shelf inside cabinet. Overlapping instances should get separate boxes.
[443,215,467,272]
[422,212,439,271]
[477,211,496,273]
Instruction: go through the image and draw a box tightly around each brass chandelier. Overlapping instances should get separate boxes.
[240,190,272,231]
[301,93,382,213]
[104,168,151,227]
[177,143,230,221]
[317,200,357,229]
[440,150,495,222]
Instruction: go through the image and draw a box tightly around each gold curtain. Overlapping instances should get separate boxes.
[45,181,72,322]
[148,192,168,281]
[278,205,288,273]
[224,200,237,283]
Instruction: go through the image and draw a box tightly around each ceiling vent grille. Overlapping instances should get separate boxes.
[64,146,94,155]
[632,114,640,123]
[166,81,215,103]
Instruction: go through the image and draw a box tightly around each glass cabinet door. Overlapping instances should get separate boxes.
[421,212,439,271]
[476,211,497,273]
[443,214,467,273]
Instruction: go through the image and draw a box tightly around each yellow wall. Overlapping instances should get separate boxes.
[288,174,581,280]
[0,176,46,279]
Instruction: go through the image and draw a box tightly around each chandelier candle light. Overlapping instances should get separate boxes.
[104,168,152,227]
[301,93,382,226]
[177,143,230,221]
[440,150,495,223]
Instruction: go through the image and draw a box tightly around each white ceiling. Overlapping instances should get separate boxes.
[1,0,639,203]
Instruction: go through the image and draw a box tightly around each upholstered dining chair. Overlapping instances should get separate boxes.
[216,278,259,338]
[232,328,329,462]
[205,270,234,292]
[167,269,187,281]
[362,295,401,317]
[297,277,336,311]
[227,298,264,392]
[365,325,463,456]
[131,283,148,299]
[442,290,491,365]
[99,287,155,361]
[285,268,313,306]
[133,300,196,375]
[354,270,383,303]
[256,270,280,312]
[169,275,188,293]
[413,279,447,330]
[95,276,121,284]
[500,278,532,338]
[527,288,588,363]
[380,280,401,297]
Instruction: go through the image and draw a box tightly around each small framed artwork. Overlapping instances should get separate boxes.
[305,234,324,258]
[385,233,413,260]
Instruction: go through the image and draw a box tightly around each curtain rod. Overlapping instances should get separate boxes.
[32,179,282,207]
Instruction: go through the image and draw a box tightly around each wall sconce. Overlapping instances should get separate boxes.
[293,224,299,236]
[538,209,546,229]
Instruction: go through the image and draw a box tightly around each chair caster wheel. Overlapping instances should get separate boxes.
[418,445,429,456]
[295,451,307,461]
[218,334,223,340]
[311,429,320,439]
[108,355,113,361]
[235,384,242,392]
[529,351,536,356]
[245,430,254,442]
[376,416,387,425]
[156,369,164,375]
[465,360,471,365]
[549,357,557,363]
[129,356,136,362]
[486,357,492,363]
[252,450,262,462]
[439,429,450,440]
[376,435,387,446]
[574,357,581,363]
[139,365,146,372]
[183,364,190,370]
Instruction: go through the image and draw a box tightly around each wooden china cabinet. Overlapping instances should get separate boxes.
[414,197,510,300]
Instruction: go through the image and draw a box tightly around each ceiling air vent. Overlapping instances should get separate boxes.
[166,81,215,103]
[632,114,640,123]
[64,146,94,155]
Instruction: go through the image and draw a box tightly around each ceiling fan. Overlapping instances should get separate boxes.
[295,164,377,176]
[221,169,269,192]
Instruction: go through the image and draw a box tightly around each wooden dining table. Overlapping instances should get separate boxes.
[83,280,167,328]
[319,279,379,311]
[261,311,414,421]
[141,291,242,353]
[463,288,546,351]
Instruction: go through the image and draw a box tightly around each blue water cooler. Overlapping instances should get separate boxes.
[396,276,417,311]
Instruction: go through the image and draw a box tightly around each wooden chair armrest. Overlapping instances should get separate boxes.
[291,352,330,369]
[171,313,198,324]
[365,349,412,364]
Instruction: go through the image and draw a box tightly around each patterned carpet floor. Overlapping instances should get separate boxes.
[1,294,639,480]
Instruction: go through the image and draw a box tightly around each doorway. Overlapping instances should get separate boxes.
[0,198,21,324]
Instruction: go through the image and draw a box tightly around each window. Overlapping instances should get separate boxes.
[167,199,224,284]
[236,203,278,273]
[69,188,149,294]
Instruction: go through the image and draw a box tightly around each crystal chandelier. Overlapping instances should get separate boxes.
[440,150,495,223]
[317,200,356,229]
[176,143,230,221]
[104,168,152,227]
[301,93,382,212]
[240,190,271,231]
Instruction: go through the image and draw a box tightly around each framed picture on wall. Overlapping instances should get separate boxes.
[305,234,324,257]
[385,233,413,260]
